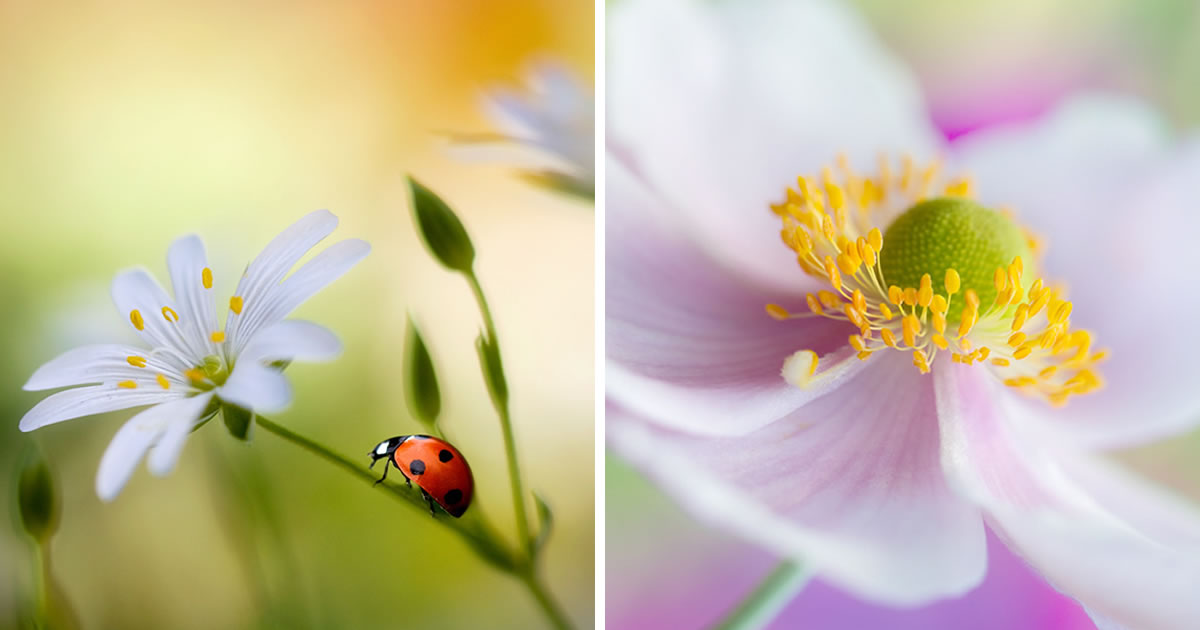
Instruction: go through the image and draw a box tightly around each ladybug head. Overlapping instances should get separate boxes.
[367,436,407,465]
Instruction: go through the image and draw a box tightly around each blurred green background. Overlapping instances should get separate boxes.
[0,1,594,628]
[607,0,1200,624]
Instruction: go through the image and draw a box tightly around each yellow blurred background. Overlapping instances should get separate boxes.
[0,1,594,628]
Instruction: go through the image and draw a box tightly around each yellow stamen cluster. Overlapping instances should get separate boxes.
[767,154,1105,406]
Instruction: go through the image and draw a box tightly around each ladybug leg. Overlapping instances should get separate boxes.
[420,488,437,517]
[373,458,392,486]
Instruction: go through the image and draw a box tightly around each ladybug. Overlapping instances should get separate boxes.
[368,435,474,518]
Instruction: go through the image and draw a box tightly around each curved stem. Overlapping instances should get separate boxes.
[253,414,517,572]
[520,570,573,630]
[466,270,533,554]
[710,560,813,630]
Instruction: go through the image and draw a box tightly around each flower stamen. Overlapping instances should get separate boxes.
[769,154,1106,405]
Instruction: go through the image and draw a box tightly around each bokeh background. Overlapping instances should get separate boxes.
[607,0,1200,628]
[0,1,594,629]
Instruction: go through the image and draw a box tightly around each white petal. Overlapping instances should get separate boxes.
[956,96,1200,448]
[20,385,183,432]
[218,363,291,414]
[238,320,343,363]
[25,344,153,390]
[227,239,368,357]
[612,351,986,605]
[445,136,581,175]
[935,362,1200,630]
[167,234,220,358]
[611,0,938,291]
[225,210,338,350]
[607,156,859,436]
[111,268,193,367]
[95,395,207,501]
[146,392,215,477]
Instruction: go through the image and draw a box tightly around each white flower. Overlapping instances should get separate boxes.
[449,61,595,198]
[21,210,370,501]
[608,0,1200,628]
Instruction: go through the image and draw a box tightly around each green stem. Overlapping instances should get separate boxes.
[465,270,533,555]
[710,560,813,630]
[32,542,49,628]
[520,570,573,630]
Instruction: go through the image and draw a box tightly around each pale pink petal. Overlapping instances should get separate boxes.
[611,0,939,291]
[936,362,1200,629]
[954,95,1200,448]
[611,351,986,605]
[607,156,863,436]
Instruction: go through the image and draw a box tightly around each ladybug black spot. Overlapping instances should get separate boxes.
[439,449,454,463]
[444,489,463,505]
[409,459,426,475]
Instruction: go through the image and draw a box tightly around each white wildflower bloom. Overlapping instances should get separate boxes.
[450,62,595,198]
[20,210,370,501]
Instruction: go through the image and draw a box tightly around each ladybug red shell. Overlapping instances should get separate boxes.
[368,435,474,518]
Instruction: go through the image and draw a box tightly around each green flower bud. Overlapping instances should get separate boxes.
[404,316,441,431]
[408,176,476,273]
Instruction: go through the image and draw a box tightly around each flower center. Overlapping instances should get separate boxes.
[183,355,229,390]
[880,197,1034,323]
[766,154,1106,406]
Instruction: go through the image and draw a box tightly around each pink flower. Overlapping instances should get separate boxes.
[606,0,1200,627]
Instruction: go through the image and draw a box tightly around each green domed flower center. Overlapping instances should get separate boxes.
[879,197,1033,322]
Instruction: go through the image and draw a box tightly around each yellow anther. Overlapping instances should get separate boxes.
[868,228,883,253]
[824,256,842,291]
[837,253,860,276]
[903,287,918,306]
[993,267,1007,292]
[1008,332,1027,347]
[957,306,977,338]
[162,306,179,322]
[902,315,920,348]
[992,358,1010,367]
[930,295,948,316]
[878,303,894,321]
[932,334,948,350]
[1011,256,1024,276]
[806,293,823,315]
[850,334,867,352]
[959,337,973,352]
[795,229,813,254]
[1011,304,1029,332]
[766,304,790,320]
[918,274,933,307]
[210,331,226,343]
[844,304,866,329]
[202,267,213,289]
[944,269,960,295]
[126,356,147,368]
[1091,349,1108,362]
[1029,290,1051,317]
[822,213,836,242]
[1051,301,1073,325]
[230,296,244,315]
[888,285,903,305]
[951,353,962,363]
[932,312,946,334]
[852,290,867,314]
[858,238,877,267]
[857,350,873,361]
[1013,345,1034,360]
[130,309,145,331]
[819,290,841,309]
[1008,264,1021,292]
[881,328,897,348]
[977,347,990,361]
[796,176,812,198]
[184,368,205,382]
[944,178,973,197]
[156,374,170,390]
[965,289,979,310]
[117,380,137,389]
[827,182,846,212]
[1039,366,1058,379]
